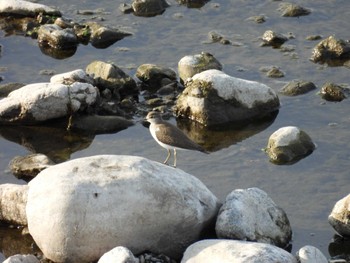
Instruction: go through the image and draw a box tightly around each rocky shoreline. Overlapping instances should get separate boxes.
[0,0,350,263]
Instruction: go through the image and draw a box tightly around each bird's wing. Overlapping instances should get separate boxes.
[155,123,206,152]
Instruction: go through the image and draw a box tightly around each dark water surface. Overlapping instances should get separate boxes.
[1,0,350,261]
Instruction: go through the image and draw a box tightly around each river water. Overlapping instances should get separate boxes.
[1,0,350,261]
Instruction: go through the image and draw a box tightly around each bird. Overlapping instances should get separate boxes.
[146,111,208,167]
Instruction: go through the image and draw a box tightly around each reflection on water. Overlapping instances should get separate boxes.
[0,124,94,163]
[176,111,278,152]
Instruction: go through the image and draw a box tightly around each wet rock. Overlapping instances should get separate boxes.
[38,43,77,59]
[216,187,292,248]
[0,82,99,124]
[38,24,78,50]
[86,22,132,48]
[0,83,25,98]
[181,239,297,263]
[207,31,231,45]
[306,35,322,41]
[175,69,279,126]
[261,30,288,48]
[69,115,134,134]
[26,155,220,263]
[119,3,134,14]
[247,15,266,23]
[136,64,177,89]
[278,2,310,17]
[329,193,350,237]
[50,69,94,85]
[9,154,55,181]
[3,254,39,263]
[266,66,285,78]
[0,0,61,17]
[265,126,315,164]
[296,245,328,263]
[132,0,169,17]
[98,246,138,263]
[280,80,317,96]
[178,0,209,8]
[311,36,350,65]
[320,82,347,102]
[178,52,222,83]
[0,184,28,226]
[86,60,137,98]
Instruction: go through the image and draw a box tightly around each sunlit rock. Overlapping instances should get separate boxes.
[261,30,288,48]
[278,2,310,17]
[136,63,177,88]
[265,126,315,164]
[50,69,94,85]
[320,82,347,102]
[296,245,328,263]
[0,184,28,226]
[0,0,61,17]
[175,69,279,126]
[0,82,99,124]
[178,52,222,83]
[216,187,292,248]
[86,22,132,48]
[3,254,39,263]
[280,80,317,96]
[132,0,169,17]
[181,239,297,263]
[329,193,350,237]
[26,155,220,263]
[311,36,350,65]
[86,60,137,98]
[98,246,138,263]
[38,24,78,49]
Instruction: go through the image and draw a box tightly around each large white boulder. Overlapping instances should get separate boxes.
[0,82,98,124]
[97,246,138,263]
[0,0,61,16]
[181,239,297,263]
[215,187,292,248]
[175,69,279,126]
[329,193,350,237]
[26,155,220,263]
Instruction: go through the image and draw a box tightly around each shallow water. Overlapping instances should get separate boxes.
[1,0,350,261]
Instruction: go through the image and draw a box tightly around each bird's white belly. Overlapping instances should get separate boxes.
[150,124,187,151]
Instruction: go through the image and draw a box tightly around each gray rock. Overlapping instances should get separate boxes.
[0,184,28,226]
[296,245,328,263]
[278,2,310,17]
[266,66,285,78]
[98,246,138,263]
[178,52,222,83]
[0,0,61,16]
[9,153,55,180]
[311,36,350,65]
[86,60,137,97]
[181,239,297,263]
[216,187,292,248]
[265,126,316,164]
[38,24,78,49]
[0,82,99,124]
[329,193,350,237]
[261,30,288,47]
[132,0,169,17]
[50,69,94,85]
[3,254,39,263]
[320,82,347,102]
[136,64,177,88]
[26,155,220,263]
[280,80,317,96]
[175,69,279,126]
[86,22,132,48]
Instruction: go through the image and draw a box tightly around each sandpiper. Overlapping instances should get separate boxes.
[146,111,207,167]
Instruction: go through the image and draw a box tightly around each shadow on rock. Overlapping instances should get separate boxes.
[176,111,278,152]
[328,234,350,262]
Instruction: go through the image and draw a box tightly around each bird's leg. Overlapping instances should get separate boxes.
[163,149,171,165]
[173,149,177,168]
